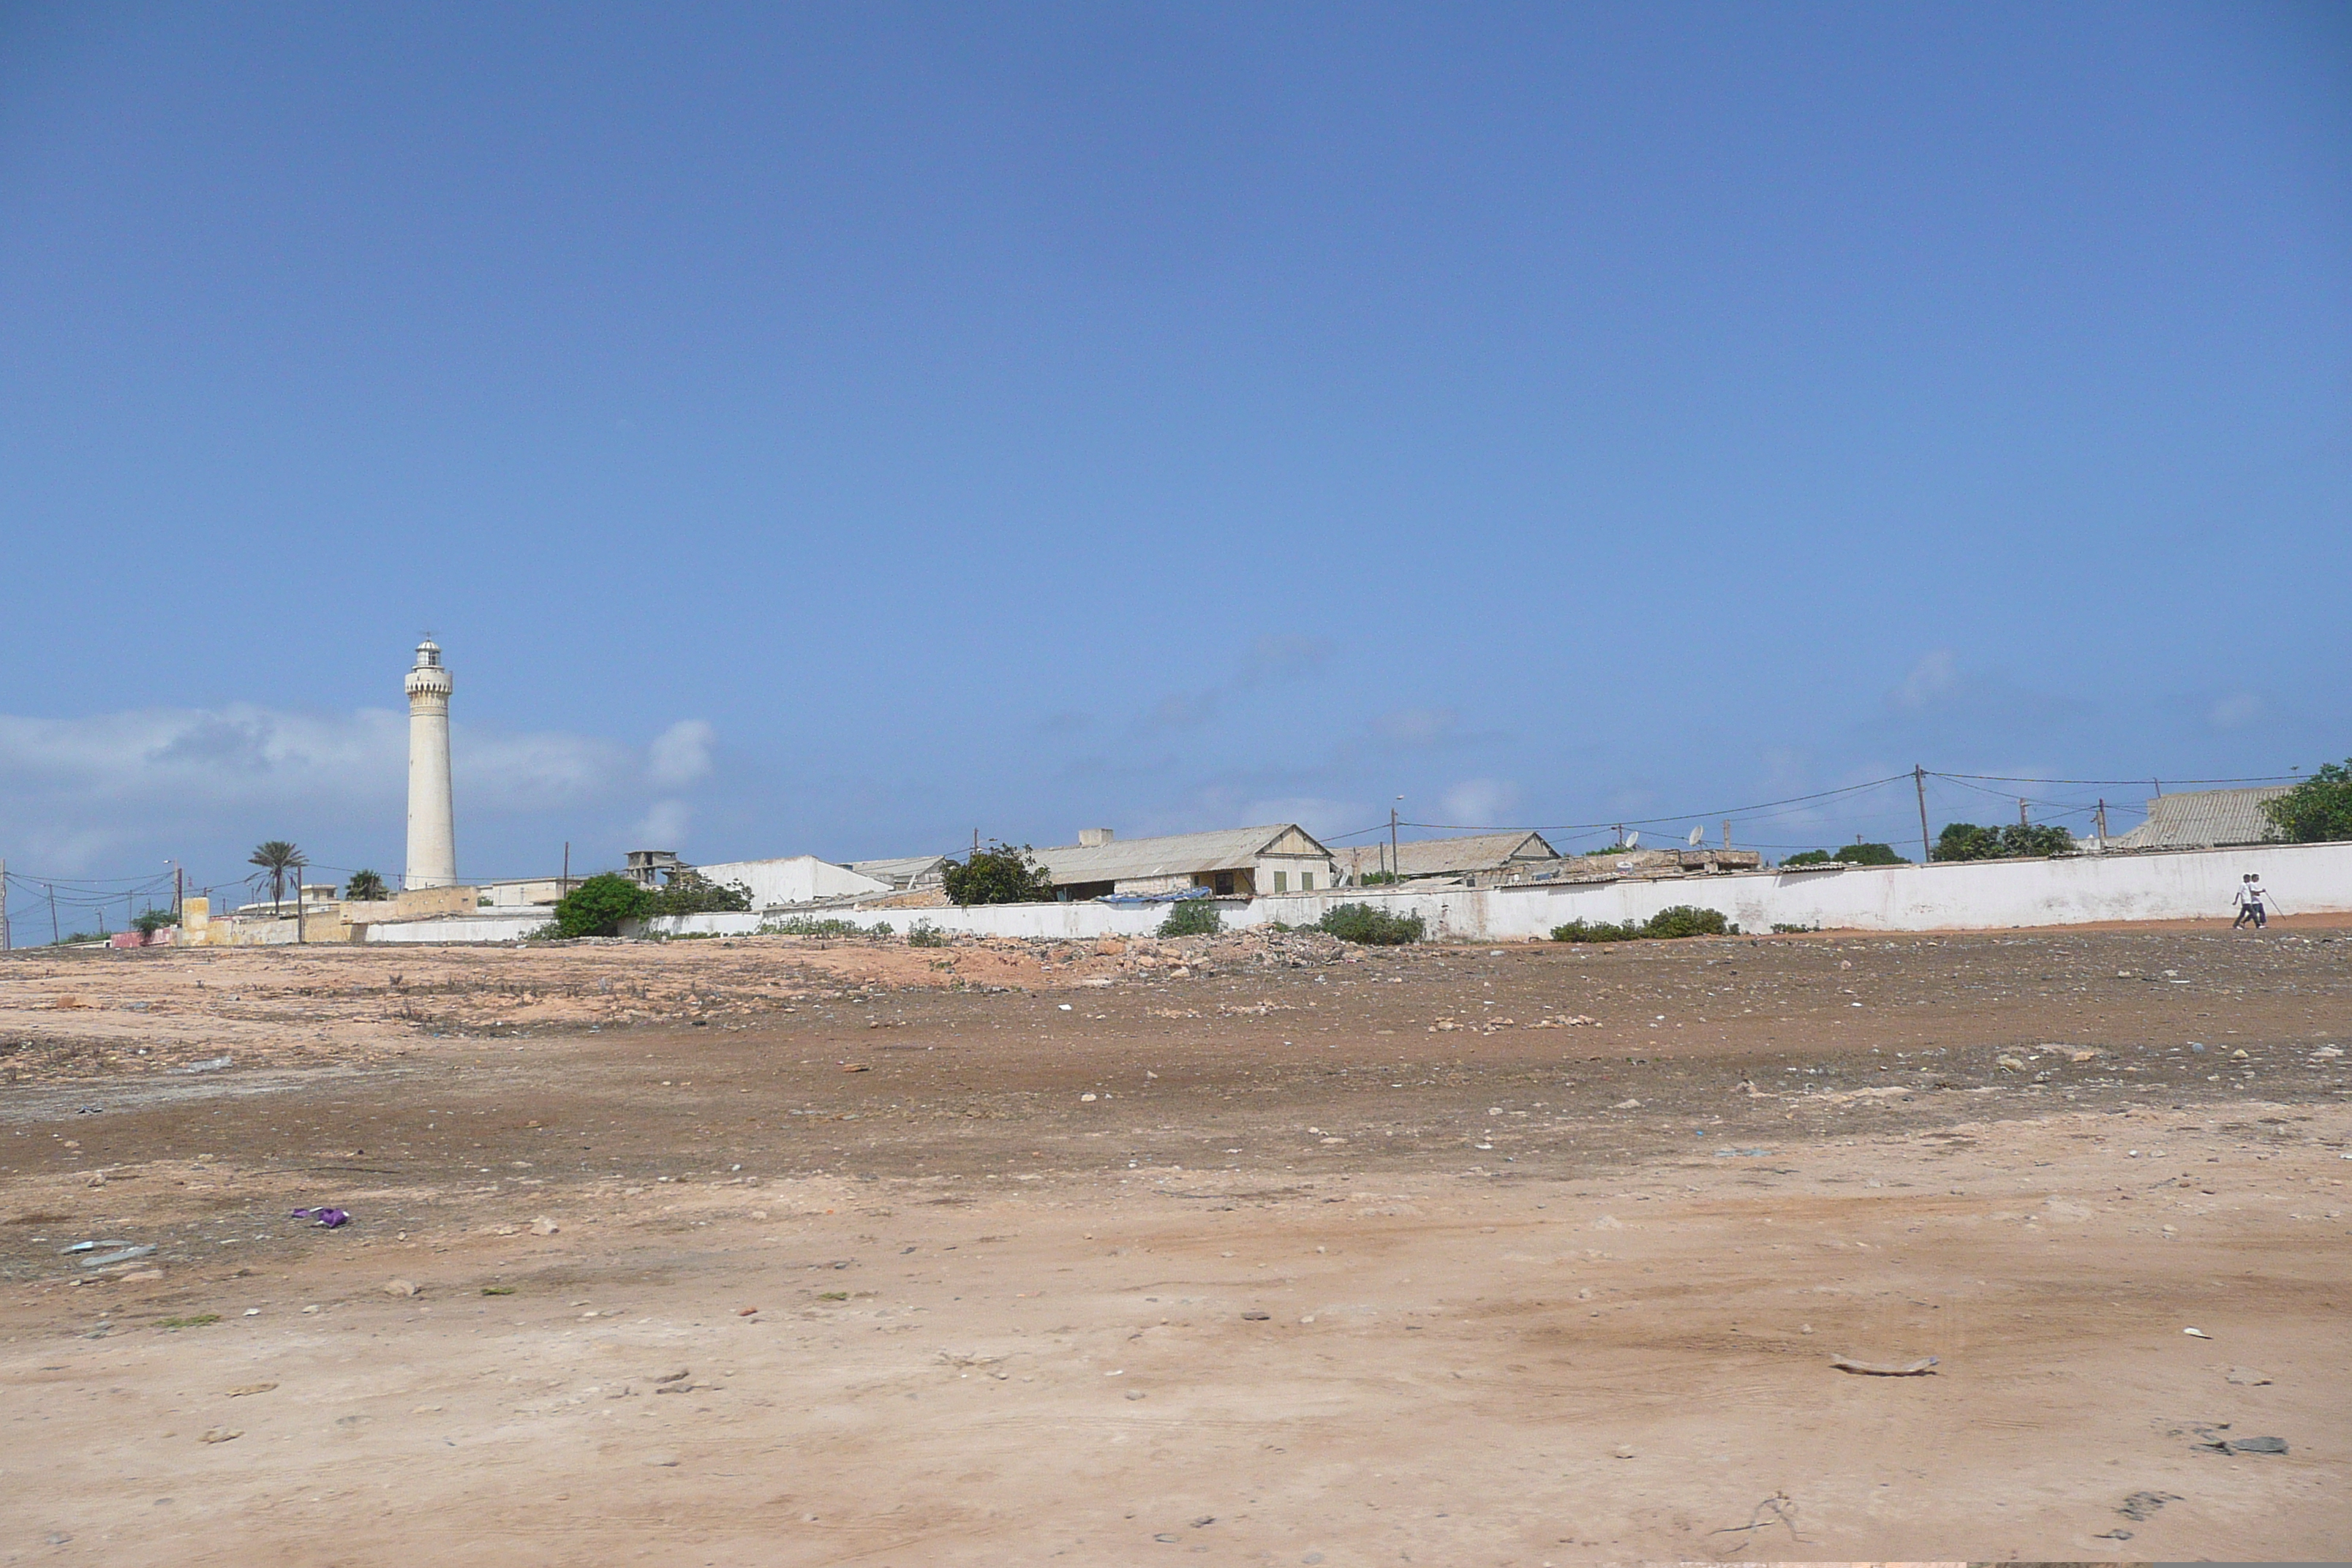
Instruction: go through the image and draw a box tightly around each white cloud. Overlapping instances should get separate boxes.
[1439,778,1520,824]
[1369,707,1461,748]
[1891,649,1958,711]
[632,799,693,848]
[0,704,636,810]
[648,720,717,788]
[2206,692,2264,731]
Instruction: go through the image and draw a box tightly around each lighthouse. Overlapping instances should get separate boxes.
[403,639,457,889]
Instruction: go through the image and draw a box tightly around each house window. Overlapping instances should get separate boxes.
[1273,871,1288,893]
[1214,872,1235,896]
[1301,872,1314,891]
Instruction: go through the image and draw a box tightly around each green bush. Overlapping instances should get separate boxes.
[2262,760,2352,842]
[132,907,178,935]
[1317,903,1424,945]
[907,920,948,947]
[1550,918,1641,943]
[1355,870,1401,886]
[1783,843,1907,867]
[549,872,652,938]
[942,843,1057,906]
[1770,921,1820,935]
[644,872,753,916]
[758,915,889,938]
[1934,822,2076,862]
[1157,900,1222,938]
[1553,905,1733,943]
[1643,905,1730,938]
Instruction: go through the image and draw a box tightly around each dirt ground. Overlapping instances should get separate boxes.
[1,922,2348,1565]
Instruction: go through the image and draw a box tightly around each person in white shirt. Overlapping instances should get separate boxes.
[2232,874,2276,930]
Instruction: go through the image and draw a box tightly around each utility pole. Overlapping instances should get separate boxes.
[562,842,570,898]
[1390,799,1402,883]
[49,883,59,945]
[1914,766,1932,864]
[295,875,304,946]
[2019,797,2029,828]
[0,858,8,951]
[173,862,182,918]
[1722,821,1731,852]
[2095,799,2108,845]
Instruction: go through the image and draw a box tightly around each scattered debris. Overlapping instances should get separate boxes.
[225,1382,278,1398]
[1240,1311,1270,1322]
[383,1278,420,1297]
[181,1056,233,1074]
[1706,1490,1802,1556]
[655,1368,690,1384]
[2223,1435,2288,1455]
[1830,1355,1938,1376]
[2225,1366,2272,1386]
[200,1428,242,1444]
[530,1215,560,1236]
[290,1207,350,1229]
[2183,1327,2210,1338]
[2119,1490,2179,1521]
[78,1245,156,1269]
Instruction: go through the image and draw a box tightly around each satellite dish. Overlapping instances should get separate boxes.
[1687,825,1704,846]
[1624,831,1640,848]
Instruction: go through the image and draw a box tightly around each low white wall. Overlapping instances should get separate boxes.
[381,842,2345,947]
[364,913,549,944]
[1243,839,2352,941]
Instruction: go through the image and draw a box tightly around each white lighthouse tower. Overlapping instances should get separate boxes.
[403,639,457,889]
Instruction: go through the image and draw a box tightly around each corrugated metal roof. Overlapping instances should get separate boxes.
[1031,825,1328,884]
[1346,831,1557,878]
[845,855,947,887]
[2111,785,2288,850]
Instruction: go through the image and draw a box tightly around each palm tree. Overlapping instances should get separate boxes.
[249,840,306,916]
[344,869,388,902]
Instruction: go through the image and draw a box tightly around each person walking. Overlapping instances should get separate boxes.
[2232,873,2277,930]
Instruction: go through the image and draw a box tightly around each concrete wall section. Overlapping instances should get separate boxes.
[1239,840,2352,941]
[364,913,550,944]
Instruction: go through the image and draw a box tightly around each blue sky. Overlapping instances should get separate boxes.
[2,2,2346,910]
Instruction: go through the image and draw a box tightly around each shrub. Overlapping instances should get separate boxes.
[1551,918,1641,943]
[132,907,178,935]
[1317,902,1424,945]
[908,920,948,947]
[759,915,887,938]
[1355,870,1401,886]
[1934,822,2076,862]
[942,842,1058,905]
[549,872,652,938]
[2262,760,2352,842]
[1157,900,1222,938]
[644,872,753,916]
[1643,905,1730,938]
[1553,905,1733,942]
[1770,921,1820,935]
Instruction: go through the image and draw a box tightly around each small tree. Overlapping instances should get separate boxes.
[644,871,753,916]
[2263,761,2352,842]
[344,869,389,902]
[132,907,178,935]
[941,842,1057,906]
[1157,899,1221,938]
[1934,822,2074,861]
[549,872,652,938]
[1784,843,1907,867]
[248,840,306,914]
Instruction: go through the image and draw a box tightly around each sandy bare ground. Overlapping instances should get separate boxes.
[1,924,2347,1564]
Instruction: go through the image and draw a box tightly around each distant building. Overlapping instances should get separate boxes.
[2109,785,2290,851]
[623,850,687,887]
[689,855,892,910]
[1339,831,1560,885]
[1033,825,1335,900]
[845,855,949,892]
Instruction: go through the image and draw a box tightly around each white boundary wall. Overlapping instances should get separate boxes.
[361,842,2351,945]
